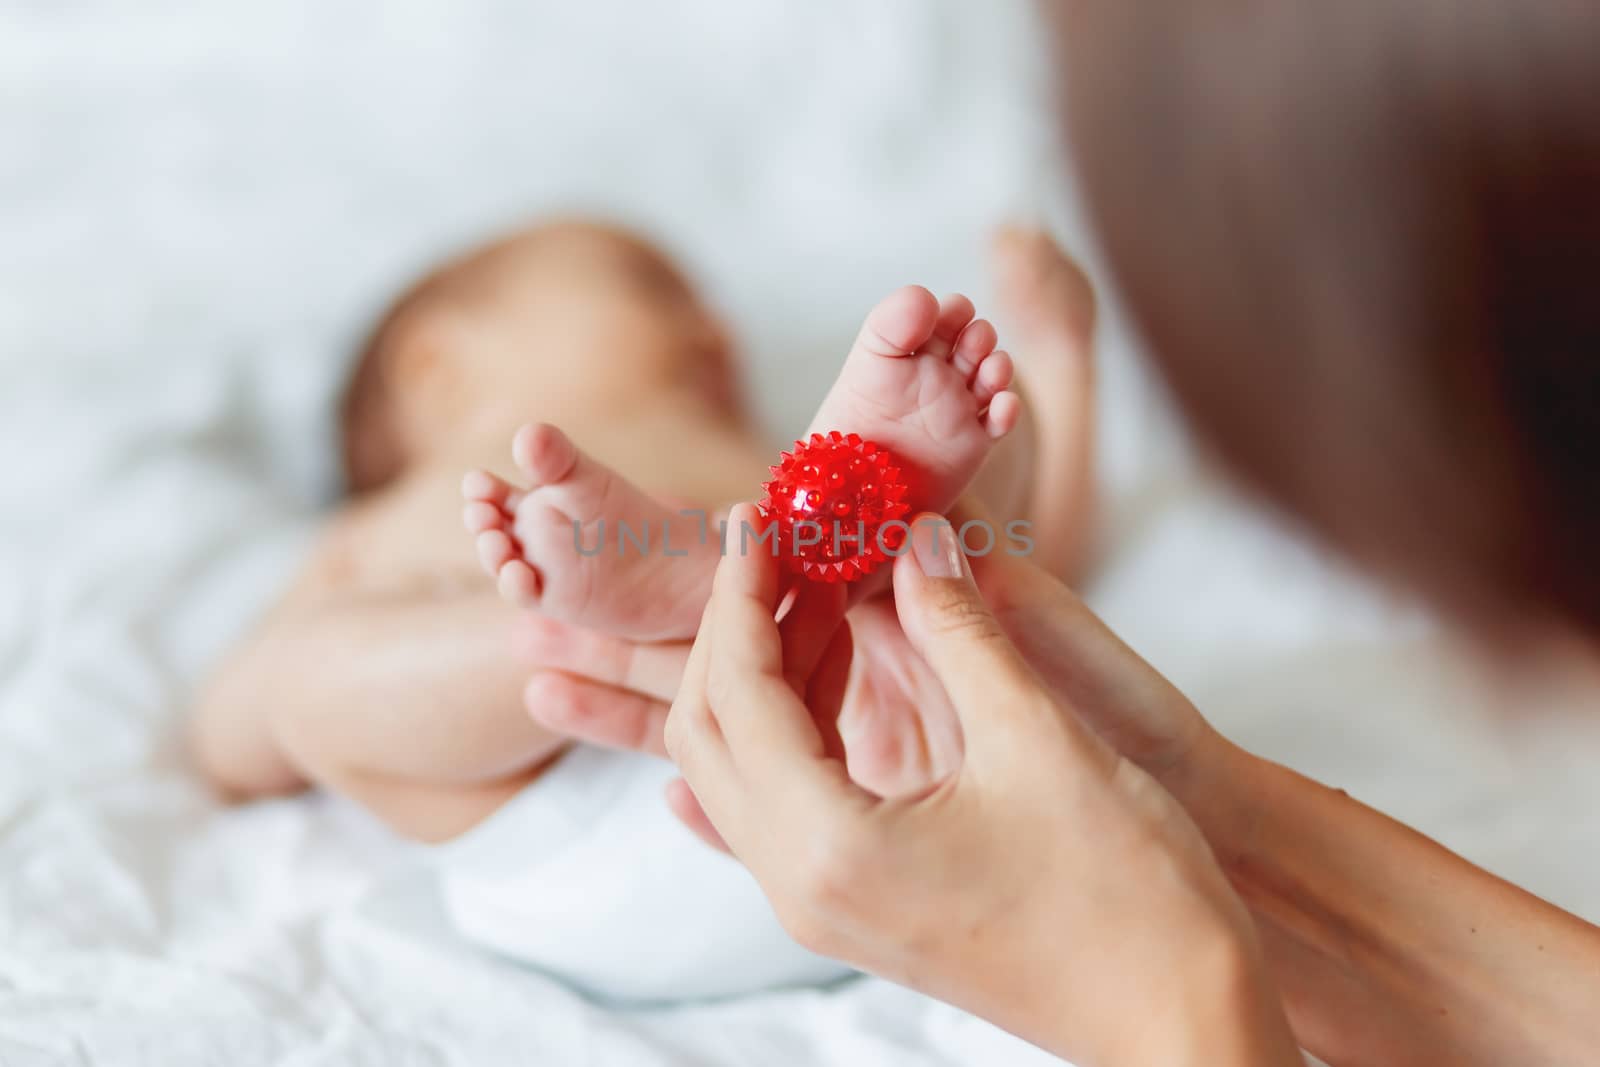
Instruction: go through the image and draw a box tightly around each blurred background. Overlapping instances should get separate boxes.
[2,2,1598,1064]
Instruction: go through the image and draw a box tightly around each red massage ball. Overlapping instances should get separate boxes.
[759,431,910,583]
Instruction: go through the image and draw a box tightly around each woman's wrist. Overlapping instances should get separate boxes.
[1169,926,1298,1067]
[1148,725,1267,875]
[1074,911,1293,1067]
[1027,743,1295,1065]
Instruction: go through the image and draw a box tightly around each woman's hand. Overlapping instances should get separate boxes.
[511,570,967,800]
[664,505,1299,1065]
[512,493,1215,802]
[518,501,1600,1066]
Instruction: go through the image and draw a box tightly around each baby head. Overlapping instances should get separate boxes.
[341,221,731,492]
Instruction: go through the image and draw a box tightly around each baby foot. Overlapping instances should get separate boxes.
[465,289,1015,639]
[462,423,719,642]
[805,286,1019,517]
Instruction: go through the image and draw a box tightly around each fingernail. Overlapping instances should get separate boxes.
[912,517,964,578]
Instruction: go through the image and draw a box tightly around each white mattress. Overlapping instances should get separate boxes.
[4,2,1598,1064]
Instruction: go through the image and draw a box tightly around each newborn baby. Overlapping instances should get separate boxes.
[193,221,1097,1001]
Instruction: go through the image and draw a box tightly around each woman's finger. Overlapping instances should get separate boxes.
[891,514,1091,770]
[705,506,829,764]
[663,596,718,769]
[524,671,671,758]
[977,551,1204,770]
[662,591,771,857]
[805,618,854,764]
[707,503,786,679]
[696,505,865,803]
[664,777,729,853]
[777,579,851,693]
[513,613,687,703]
[891,515,1038,705]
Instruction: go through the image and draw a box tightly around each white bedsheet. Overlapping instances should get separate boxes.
[4,2,1599,1064]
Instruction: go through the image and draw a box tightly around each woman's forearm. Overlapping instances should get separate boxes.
[1170,735,1600,1065]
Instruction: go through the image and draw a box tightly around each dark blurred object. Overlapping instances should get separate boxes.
[1055,1,1600,640]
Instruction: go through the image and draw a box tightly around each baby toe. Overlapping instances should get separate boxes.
[982,391,1023,439]
[918,293,978,361]
[853,285,941,359]
[952,319,999,380]
[476,528,519,577]
[463,499,507,534]
[513,423,582,487]
[462,469,516,504]
[498,559,543,606]
[973,349,1014,403]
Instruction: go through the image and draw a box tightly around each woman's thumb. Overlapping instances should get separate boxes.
[892,514,1040,717]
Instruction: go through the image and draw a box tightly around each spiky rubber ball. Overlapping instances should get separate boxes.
[759,431,910,583]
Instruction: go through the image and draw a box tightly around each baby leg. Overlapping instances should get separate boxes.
[991,226,1099,581]
[193,458,571,842]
